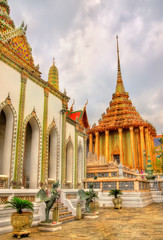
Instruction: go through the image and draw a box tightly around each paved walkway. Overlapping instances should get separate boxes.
[1,203,163,240]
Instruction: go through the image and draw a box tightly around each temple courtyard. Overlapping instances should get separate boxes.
[0,203,163,240]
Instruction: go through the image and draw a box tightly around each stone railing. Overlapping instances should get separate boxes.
[0,189,38,205]
[83,179,150,192]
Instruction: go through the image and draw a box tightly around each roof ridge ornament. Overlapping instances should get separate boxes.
[70,99,75,112]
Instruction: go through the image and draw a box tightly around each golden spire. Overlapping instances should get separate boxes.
[115,35,125,94]
[48,58,59,90]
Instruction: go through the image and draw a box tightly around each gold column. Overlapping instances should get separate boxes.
[145,128,151,161]
[105,130,109,163]
[135,128,141,168]
[95,132,99,159]
[118,128,124,165]
[89,133,93,153]
[139,126,145,170]
[130,127,136,169]
[151,135,156,165]
[148,131,154,164]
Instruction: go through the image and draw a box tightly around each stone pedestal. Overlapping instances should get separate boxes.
[76,202,82,220]
[83,212,99,219]
[53,203,59,222]
[39,222,62,232]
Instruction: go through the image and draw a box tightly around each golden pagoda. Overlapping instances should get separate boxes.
[87,36,156,171]
[48,58,59,90]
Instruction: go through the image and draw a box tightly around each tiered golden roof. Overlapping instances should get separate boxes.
[88,36,156,136]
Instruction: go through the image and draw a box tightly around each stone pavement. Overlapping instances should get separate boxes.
[1,203,163,240]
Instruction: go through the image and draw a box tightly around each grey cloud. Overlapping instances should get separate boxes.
[7,0,163,134]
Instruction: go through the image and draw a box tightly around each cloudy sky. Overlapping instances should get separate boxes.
[8,0,163,134]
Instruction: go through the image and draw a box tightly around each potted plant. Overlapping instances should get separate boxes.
[109,189,123,209]
[5,197,34,238]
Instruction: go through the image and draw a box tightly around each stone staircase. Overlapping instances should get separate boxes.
[58,203,76,223]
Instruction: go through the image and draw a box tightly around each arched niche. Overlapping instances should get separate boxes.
[66,140,73,183]
[48,126,58,180]
[0,105,13,177]
[23,116,40,189]
[78,145,83,184]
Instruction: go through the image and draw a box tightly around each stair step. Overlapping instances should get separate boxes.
[59,211,72,216]
[59,215,76,223]
[59,207,68,212]
[0,225,12,235]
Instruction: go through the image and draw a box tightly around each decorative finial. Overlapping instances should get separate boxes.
[116,35,119,53]
[24,25,27,32]
[70,100,75,112]
[36,64,40,70]
[84,99,88,108]
[33,106,36,113]
[53,58,55,66]
[63,89,67,95]
[7,92,10,100]
[20,21,24,29]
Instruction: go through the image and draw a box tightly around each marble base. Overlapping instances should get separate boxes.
[39,222,62,232]
[83,212,99,219]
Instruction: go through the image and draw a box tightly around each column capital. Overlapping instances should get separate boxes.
[105,130,109,135]
[95,131,99,137]
[145,128,148,133]
[129,126,134,131]
[139,126,144,131]
[118,128,122,133]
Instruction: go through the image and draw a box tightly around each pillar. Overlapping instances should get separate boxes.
[95,132,99,159]
[105,130,109,163]
[151,135,156,165]
[139,126,145,170]
[84,135,87,179]
[41,88,49,183]
[145,129,153,165]
[130,127,136,169]
[118,128,124,165]
[135,128,141,168]
[61,107,67,188]
[15,72,27,185]
[89,133,93,153]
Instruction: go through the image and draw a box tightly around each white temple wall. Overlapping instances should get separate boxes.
[24,78,44,125]
[66,122,75,145]
[0,61,21,112]
[48,93,62,130]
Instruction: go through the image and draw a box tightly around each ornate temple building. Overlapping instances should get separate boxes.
[87,36,156,171]
[0,0,89,189]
